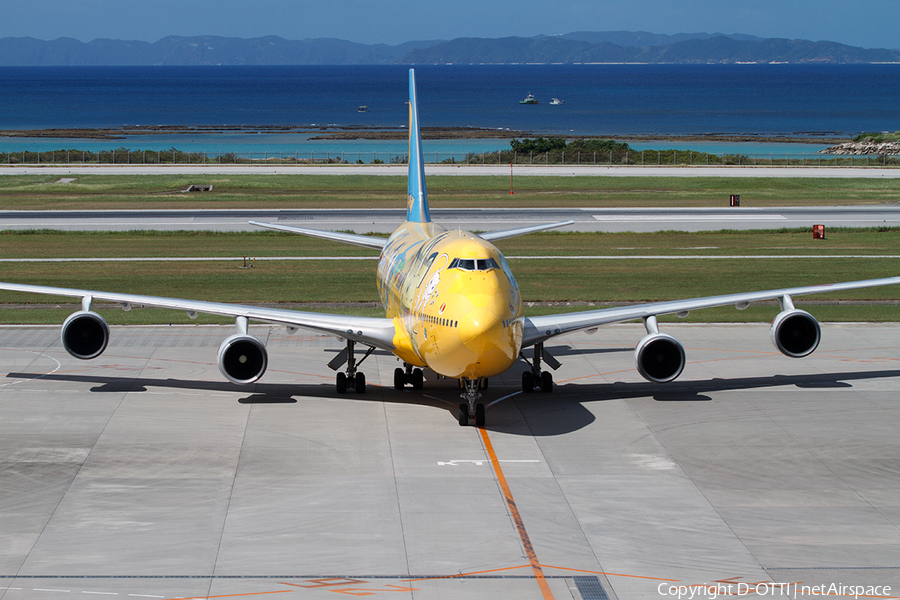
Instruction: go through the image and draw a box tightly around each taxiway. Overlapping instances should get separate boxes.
[1,323,899,599]
[2,206,899,233]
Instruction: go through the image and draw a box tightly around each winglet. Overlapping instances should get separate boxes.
[406,69,431,224]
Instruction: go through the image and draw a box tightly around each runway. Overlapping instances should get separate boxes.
[2,323,899,600]
[3,206,899,233]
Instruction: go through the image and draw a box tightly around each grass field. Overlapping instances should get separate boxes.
[1,173,899,209]
[0,173,897,324]
[0,227,897,325]
[2,227,898,258]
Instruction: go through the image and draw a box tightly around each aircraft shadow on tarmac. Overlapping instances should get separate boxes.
[6,368,900,436]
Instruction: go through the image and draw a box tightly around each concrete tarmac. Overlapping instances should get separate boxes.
[2,206,899,233]
[2,322,899,600]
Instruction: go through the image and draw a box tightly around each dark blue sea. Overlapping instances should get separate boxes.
[1,64,899,155]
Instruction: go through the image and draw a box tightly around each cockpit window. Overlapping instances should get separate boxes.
[450,257,498,271]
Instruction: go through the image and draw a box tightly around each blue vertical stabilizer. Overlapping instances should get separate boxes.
[406,69,431,224]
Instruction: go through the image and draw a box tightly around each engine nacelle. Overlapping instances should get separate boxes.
[770,309,820,358]
[635,332,686,383]
[217,334,268,384]
[61,310,110,360]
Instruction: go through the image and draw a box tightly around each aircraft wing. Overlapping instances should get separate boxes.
[523,275,900,347]
[249,221,387,250]
[0,282,397,350]
[479,221,574,242]
[251,220,575,247]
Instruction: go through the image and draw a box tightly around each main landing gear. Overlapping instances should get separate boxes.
[331,339,374,394]
[522,343,558,393]
[458,378,487,427]
[394,363,424,390]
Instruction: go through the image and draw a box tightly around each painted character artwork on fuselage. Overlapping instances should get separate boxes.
[378,224,523,380]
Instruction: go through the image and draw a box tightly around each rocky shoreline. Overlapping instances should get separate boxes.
[820,141,900,155]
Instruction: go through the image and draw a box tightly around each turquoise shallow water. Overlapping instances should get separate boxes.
[0,134,507,155]
[0,134,833,159]
[0,136,854,165]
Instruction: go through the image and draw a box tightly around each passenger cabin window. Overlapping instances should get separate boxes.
[450,257,498,271]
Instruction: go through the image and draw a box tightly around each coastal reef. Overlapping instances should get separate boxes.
[821,141,900,155]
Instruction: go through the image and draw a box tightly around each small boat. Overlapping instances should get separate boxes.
[549,97,565,105]
[357,105,369,113]
[519,93,538,105]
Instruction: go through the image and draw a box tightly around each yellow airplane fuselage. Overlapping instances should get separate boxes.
[377,221,524,380]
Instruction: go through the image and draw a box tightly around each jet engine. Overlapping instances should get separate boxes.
[770,309,820,358]
[61,310,110,360]
[635,332,686,383]
[217,334,268,384]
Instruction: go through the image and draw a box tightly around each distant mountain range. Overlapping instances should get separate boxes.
[1,32,898,66]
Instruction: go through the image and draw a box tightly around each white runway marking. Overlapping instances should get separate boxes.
[437,459,539,466]
[485,390,522,408]
[593,214,786,221]
[0,349,62,390]
[510,254,900,260]
[3,254,899,263]
[0,256,379,262]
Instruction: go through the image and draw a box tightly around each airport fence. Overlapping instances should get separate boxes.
[2,148,899,167]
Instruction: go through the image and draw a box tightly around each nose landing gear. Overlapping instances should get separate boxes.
[458,378,486,427]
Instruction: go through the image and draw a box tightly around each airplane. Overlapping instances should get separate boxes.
[1,68,899,428]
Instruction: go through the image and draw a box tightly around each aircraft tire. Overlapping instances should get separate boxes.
[475,403,485,427]
[412,368,424,389]
[394,368,405,389]
[457,404,468,426]
[336,372,347,394]
[522,371,534,393]
[541,371,553,393]
[356,372,366,394]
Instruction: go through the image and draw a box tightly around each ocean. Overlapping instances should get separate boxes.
[1,64,899,156]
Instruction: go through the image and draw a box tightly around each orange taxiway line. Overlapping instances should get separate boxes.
[401,563,534,581]
[540,564,679,582]
[163,590,293,600]
[479,426,555,600]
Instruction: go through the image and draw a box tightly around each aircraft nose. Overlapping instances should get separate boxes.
[459,306,503,353]
[457,295,519,374]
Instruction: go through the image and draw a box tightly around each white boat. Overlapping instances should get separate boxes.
[549,98,565,105]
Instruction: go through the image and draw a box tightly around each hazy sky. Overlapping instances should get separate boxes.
[5,0,899,49]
